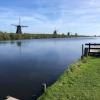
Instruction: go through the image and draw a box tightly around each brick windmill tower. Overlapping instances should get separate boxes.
[12,18,28,34]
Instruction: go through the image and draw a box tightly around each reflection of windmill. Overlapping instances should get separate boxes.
[12,18,28,34]
[16,40,22,55]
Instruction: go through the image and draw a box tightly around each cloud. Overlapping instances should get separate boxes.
[0,0,100,35]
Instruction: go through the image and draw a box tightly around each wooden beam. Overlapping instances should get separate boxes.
[85,43,100,45]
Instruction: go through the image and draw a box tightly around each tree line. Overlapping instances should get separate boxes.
[0,30,81,40]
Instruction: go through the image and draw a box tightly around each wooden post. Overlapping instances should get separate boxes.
[81,44,84,59]
[84,48,89,57]
[89,43,90,54]
[42,83,47,93]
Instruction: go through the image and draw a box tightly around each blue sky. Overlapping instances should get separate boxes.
[0,0,100,35]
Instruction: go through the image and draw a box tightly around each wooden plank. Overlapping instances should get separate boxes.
[90,45,100,48]
[90,49,100,53]
[89,48,100,49]
[85,43,100,45]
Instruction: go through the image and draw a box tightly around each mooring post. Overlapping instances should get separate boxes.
[89,43,90,53]
[42,83,47,93]
[85,48,89,57]
[81,44,84,59]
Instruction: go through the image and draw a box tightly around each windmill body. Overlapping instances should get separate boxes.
[12,18,28,34]
[16,25,22,34]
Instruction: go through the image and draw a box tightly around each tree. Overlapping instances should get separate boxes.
[62,33,65,38]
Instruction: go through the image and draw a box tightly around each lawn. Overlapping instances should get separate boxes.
[38,57,100,100]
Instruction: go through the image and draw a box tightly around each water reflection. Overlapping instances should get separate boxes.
[16,41,22,55]
[16,41,22,47]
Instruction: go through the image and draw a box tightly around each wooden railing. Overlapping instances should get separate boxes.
[84,43,100,56]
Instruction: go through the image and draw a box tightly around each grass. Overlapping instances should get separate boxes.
[38,57,100,100]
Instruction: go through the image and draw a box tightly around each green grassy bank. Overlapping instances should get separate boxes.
[38,57,100,100]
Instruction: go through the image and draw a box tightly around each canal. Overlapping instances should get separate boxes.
[0,37,100,100]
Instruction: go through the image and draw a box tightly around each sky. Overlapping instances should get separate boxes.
[0,0,100,35]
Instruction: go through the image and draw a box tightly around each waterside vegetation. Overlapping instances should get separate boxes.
[38,57,100,100]
[0,31,88,40]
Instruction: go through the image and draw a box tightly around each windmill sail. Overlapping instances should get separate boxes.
[11,24,18,26]
[21,26,28,27]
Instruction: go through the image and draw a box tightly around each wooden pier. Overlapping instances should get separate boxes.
[83,43,100,56]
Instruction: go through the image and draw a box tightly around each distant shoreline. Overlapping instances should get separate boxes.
[0,32,94,41]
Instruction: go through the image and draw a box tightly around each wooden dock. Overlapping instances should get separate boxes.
[84,43,100,56]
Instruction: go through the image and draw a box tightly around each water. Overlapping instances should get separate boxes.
[0,37,100,100]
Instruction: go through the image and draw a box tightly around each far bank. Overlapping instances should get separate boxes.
[0,32,90,40]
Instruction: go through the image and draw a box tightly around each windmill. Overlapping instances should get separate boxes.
[12,18,28,34]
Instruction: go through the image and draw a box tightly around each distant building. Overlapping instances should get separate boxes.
[67,32,70,36]
[53,30,57,35]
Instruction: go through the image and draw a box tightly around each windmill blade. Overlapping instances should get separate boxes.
[19,17,21,25]
[11,24,18,26]
[21,25,28,27]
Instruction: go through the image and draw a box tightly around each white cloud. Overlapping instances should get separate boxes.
[0,0,100,35]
